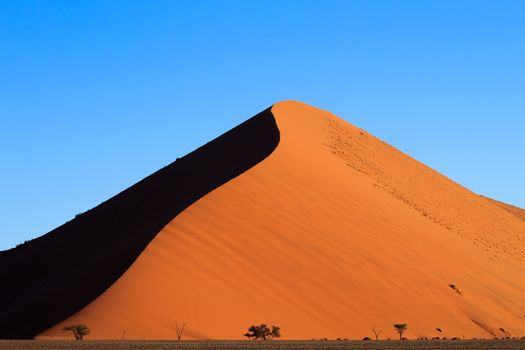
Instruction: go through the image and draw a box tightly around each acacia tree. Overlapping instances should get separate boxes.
[63,324,90,340]
[244,324,281,340]
[394,323,408,340]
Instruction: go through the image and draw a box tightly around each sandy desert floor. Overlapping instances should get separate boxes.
[2,340,525,350]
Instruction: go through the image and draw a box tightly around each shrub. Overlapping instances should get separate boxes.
[243,324,281,340]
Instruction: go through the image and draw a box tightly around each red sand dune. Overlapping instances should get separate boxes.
[4,101,525,340]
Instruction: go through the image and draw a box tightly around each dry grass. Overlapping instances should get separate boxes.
[0,340,524,350]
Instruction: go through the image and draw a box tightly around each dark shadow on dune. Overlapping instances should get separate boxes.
[0,107,280,339]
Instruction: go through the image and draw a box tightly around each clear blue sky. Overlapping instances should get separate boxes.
[1,0,524,250]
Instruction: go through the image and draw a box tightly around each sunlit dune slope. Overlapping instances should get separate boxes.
[39,101,525,340]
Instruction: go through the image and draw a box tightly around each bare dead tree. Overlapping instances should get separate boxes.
[175,321,186,341]
[371,326,382,341]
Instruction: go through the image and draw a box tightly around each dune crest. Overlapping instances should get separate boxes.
[6,101,525,340]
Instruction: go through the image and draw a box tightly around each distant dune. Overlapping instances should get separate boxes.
[2,101,525,340]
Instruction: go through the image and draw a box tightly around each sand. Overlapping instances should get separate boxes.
[38,101,525,340]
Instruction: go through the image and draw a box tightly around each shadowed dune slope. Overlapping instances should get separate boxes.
[0,108,279,339]
[39,101,525,340]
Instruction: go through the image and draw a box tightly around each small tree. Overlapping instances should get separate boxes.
[175,322,186,341]
[63,324,90,340]
[244,324,281,340]
[394,323,407,340]
[371,326,382,341]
